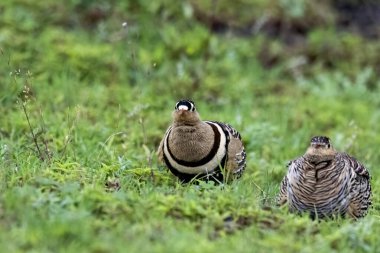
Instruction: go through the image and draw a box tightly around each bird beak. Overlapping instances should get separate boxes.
[311,143,327,149]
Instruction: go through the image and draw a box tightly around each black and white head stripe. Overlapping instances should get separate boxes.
[175,100,196,111]
[163,121,228,179]
[311,136,330,145]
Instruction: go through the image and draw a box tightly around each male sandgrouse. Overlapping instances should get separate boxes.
[278,136,371,219]
[157,99,246,183]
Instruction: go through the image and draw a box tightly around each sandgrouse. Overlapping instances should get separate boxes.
[278,136,371,219]
[157,99,246,183]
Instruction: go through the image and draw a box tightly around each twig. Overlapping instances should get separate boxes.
[21,102,44,161]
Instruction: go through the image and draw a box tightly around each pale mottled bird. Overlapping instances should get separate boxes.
[157,99,246,183]
[278,136,371,219]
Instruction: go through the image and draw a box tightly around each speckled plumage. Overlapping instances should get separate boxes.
[278,136,371,219]
[157,100,246,183]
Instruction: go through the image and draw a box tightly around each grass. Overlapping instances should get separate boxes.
[1,0,380,252]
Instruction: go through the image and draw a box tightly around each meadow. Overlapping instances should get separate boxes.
[1,1,380,252]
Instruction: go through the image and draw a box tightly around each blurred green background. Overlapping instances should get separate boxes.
[1,0,380,252]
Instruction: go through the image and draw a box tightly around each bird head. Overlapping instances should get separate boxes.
[175,99,196,112]
[310,136,331,149]
[172,99,200,125]
[305,136,336,162]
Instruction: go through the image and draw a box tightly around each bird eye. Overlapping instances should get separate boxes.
[327,144,331,148]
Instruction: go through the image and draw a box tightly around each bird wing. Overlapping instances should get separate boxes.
[341,153,370,179]
[219,122,242,140]
[206,121,246,178]
[277,159,298,205]
[338,153,372,218]
[277,174,289,206]
[156,125,172,163]
[277,157,315,206]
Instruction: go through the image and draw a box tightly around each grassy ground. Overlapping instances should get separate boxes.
[1,1,380,252]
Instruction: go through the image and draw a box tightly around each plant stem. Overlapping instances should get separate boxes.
[22,103,44,161]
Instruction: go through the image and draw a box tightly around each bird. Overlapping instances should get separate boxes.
[277,136,371,219]
[157,99,246,183]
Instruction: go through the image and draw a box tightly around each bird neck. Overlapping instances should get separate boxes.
[173,119,201,127]
[304,153,335,165]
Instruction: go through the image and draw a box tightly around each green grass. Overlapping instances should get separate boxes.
[1,0,380,252]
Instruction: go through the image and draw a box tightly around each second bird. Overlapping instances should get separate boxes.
[278,136,372,219]
[157,99,246,183]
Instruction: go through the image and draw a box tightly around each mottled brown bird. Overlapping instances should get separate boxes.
[278,136,371,219]
[157,99,246,183]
